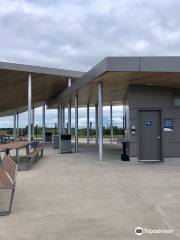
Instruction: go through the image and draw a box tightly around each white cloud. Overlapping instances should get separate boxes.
[0,105,123,128]
[0,0,179,128]
[0,0,180,70]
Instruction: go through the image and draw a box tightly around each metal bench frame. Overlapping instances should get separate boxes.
[26,150,39,170]
[25,144,44,170]
[35,145,44,158]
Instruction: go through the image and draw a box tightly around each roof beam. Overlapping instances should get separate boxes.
[0,61,85,78]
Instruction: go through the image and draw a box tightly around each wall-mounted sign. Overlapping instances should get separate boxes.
[164,119,173,131]
[147,120,152,127]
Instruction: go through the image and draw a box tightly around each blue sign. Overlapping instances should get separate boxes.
[147,120,152,127]
[164,119,173,129]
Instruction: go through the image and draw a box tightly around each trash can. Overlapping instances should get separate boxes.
[60,134,71,153]
[46,132,52,143]
[121,140,130,161]
[53,135,59,149]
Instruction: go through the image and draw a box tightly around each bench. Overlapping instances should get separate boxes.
[26,144,44,170]
[0,154,17,216]
[35,145,44,158]
[26,150,39,170]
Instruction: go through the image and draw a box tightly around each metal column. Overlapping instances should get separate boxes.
[68,101,71,135]
[13,113,16,140]
[42,104,46,144]
[110,104,113,144]
[68,77,72,88]
[75,95,78,152]
[32,108,35,140]
[68,77,72,135]
[62,106,65,134]
[16,112,19,139]
[98,82,103,161]
[57,108,60,134]
[87,104,90,144]
[95,104,98,144]
[28,73,32,142]
[58,104,62,153]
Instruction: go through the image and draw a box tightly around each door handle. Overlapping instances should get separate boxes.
[157,136,161,139]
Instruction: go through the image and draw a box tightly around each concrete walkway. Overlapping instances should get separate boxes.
[0,143,180,240]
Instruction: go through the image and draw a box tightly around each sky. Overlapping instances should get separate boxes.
[0,106,123,128]
[0,0,179,128]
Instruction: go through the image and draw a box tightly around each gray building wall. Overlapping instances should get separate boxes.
[128,85,180,159]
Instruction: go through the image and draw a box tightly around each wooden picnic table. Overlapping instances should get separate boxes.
[0,141,31,170]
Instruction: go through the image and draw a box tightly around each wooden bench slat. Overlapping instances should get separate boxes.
[2,155,16,181]
[27,150,39,158]
[0,168,13,189]
[0,174,5,188]
[35,147,44,151]
[0,155,17,215]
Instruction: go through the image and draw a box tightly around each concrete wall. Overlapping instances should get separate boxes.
[128,85,180,159]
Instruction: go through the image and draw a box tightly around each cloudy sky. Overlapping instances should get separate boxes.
[0,0,179,128]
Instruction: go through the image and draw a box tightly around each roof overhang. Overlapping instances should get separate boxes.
[47,57,180,107]
[0,62,85,116]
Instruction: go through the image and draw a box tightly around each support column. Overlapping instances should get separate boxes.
[57,108,60,134]
[98,82,103,161]
[58,104,62,153]
[68,101,71,135]
[62,106,65,134]
[87,104,90,144]
[28,73,32,142]
[95,104,98,144]
[42,104,46,144]
[68,77,72,88]
[75,95,78,152]
[32,108,35,140]
[68,77,72,135]
[13,113,16,140]
[110,104,113,144]
[16,112,19,139]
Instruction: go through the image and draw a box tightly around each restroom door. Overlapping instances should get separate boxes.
[139,110,162,160]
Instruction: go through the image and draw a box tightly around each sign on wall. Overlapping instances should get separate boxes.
[147,120,152,127]
[164,119,173,131]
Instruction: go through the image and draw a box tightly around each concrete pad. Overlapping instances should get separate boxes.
[0,143,180,239]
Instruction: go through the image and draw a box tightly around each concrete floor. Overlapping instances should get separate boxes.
[0,143,180,240]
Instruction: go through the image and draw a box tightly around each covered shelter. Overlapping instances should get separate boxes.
[48,57,180,161]
[0,61,84,142]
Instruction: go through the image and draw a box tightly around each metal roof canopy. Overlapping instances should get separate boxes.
[47,57,180,107]
[0,62,84,116]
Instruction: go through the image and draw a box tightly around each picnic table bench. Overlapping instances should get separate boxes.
[0,154,17,216]
[35,144,44,157]
[0,141,31,171]
[0,141,45,171]
[26,144,44,170]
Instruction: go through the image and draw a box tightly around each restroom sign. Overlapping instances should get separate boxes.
[147,120,152,127]
[164,119,173,131]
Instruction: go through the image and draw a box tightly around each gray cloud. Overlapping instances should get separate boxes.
[0,0,179,128]
[0,0,180,71]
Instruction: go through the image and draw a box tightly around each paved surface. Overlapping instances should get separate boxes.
[0,143,180,240]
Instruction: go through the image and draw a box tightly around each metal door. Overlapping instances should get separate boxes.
[139,110,162,160]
